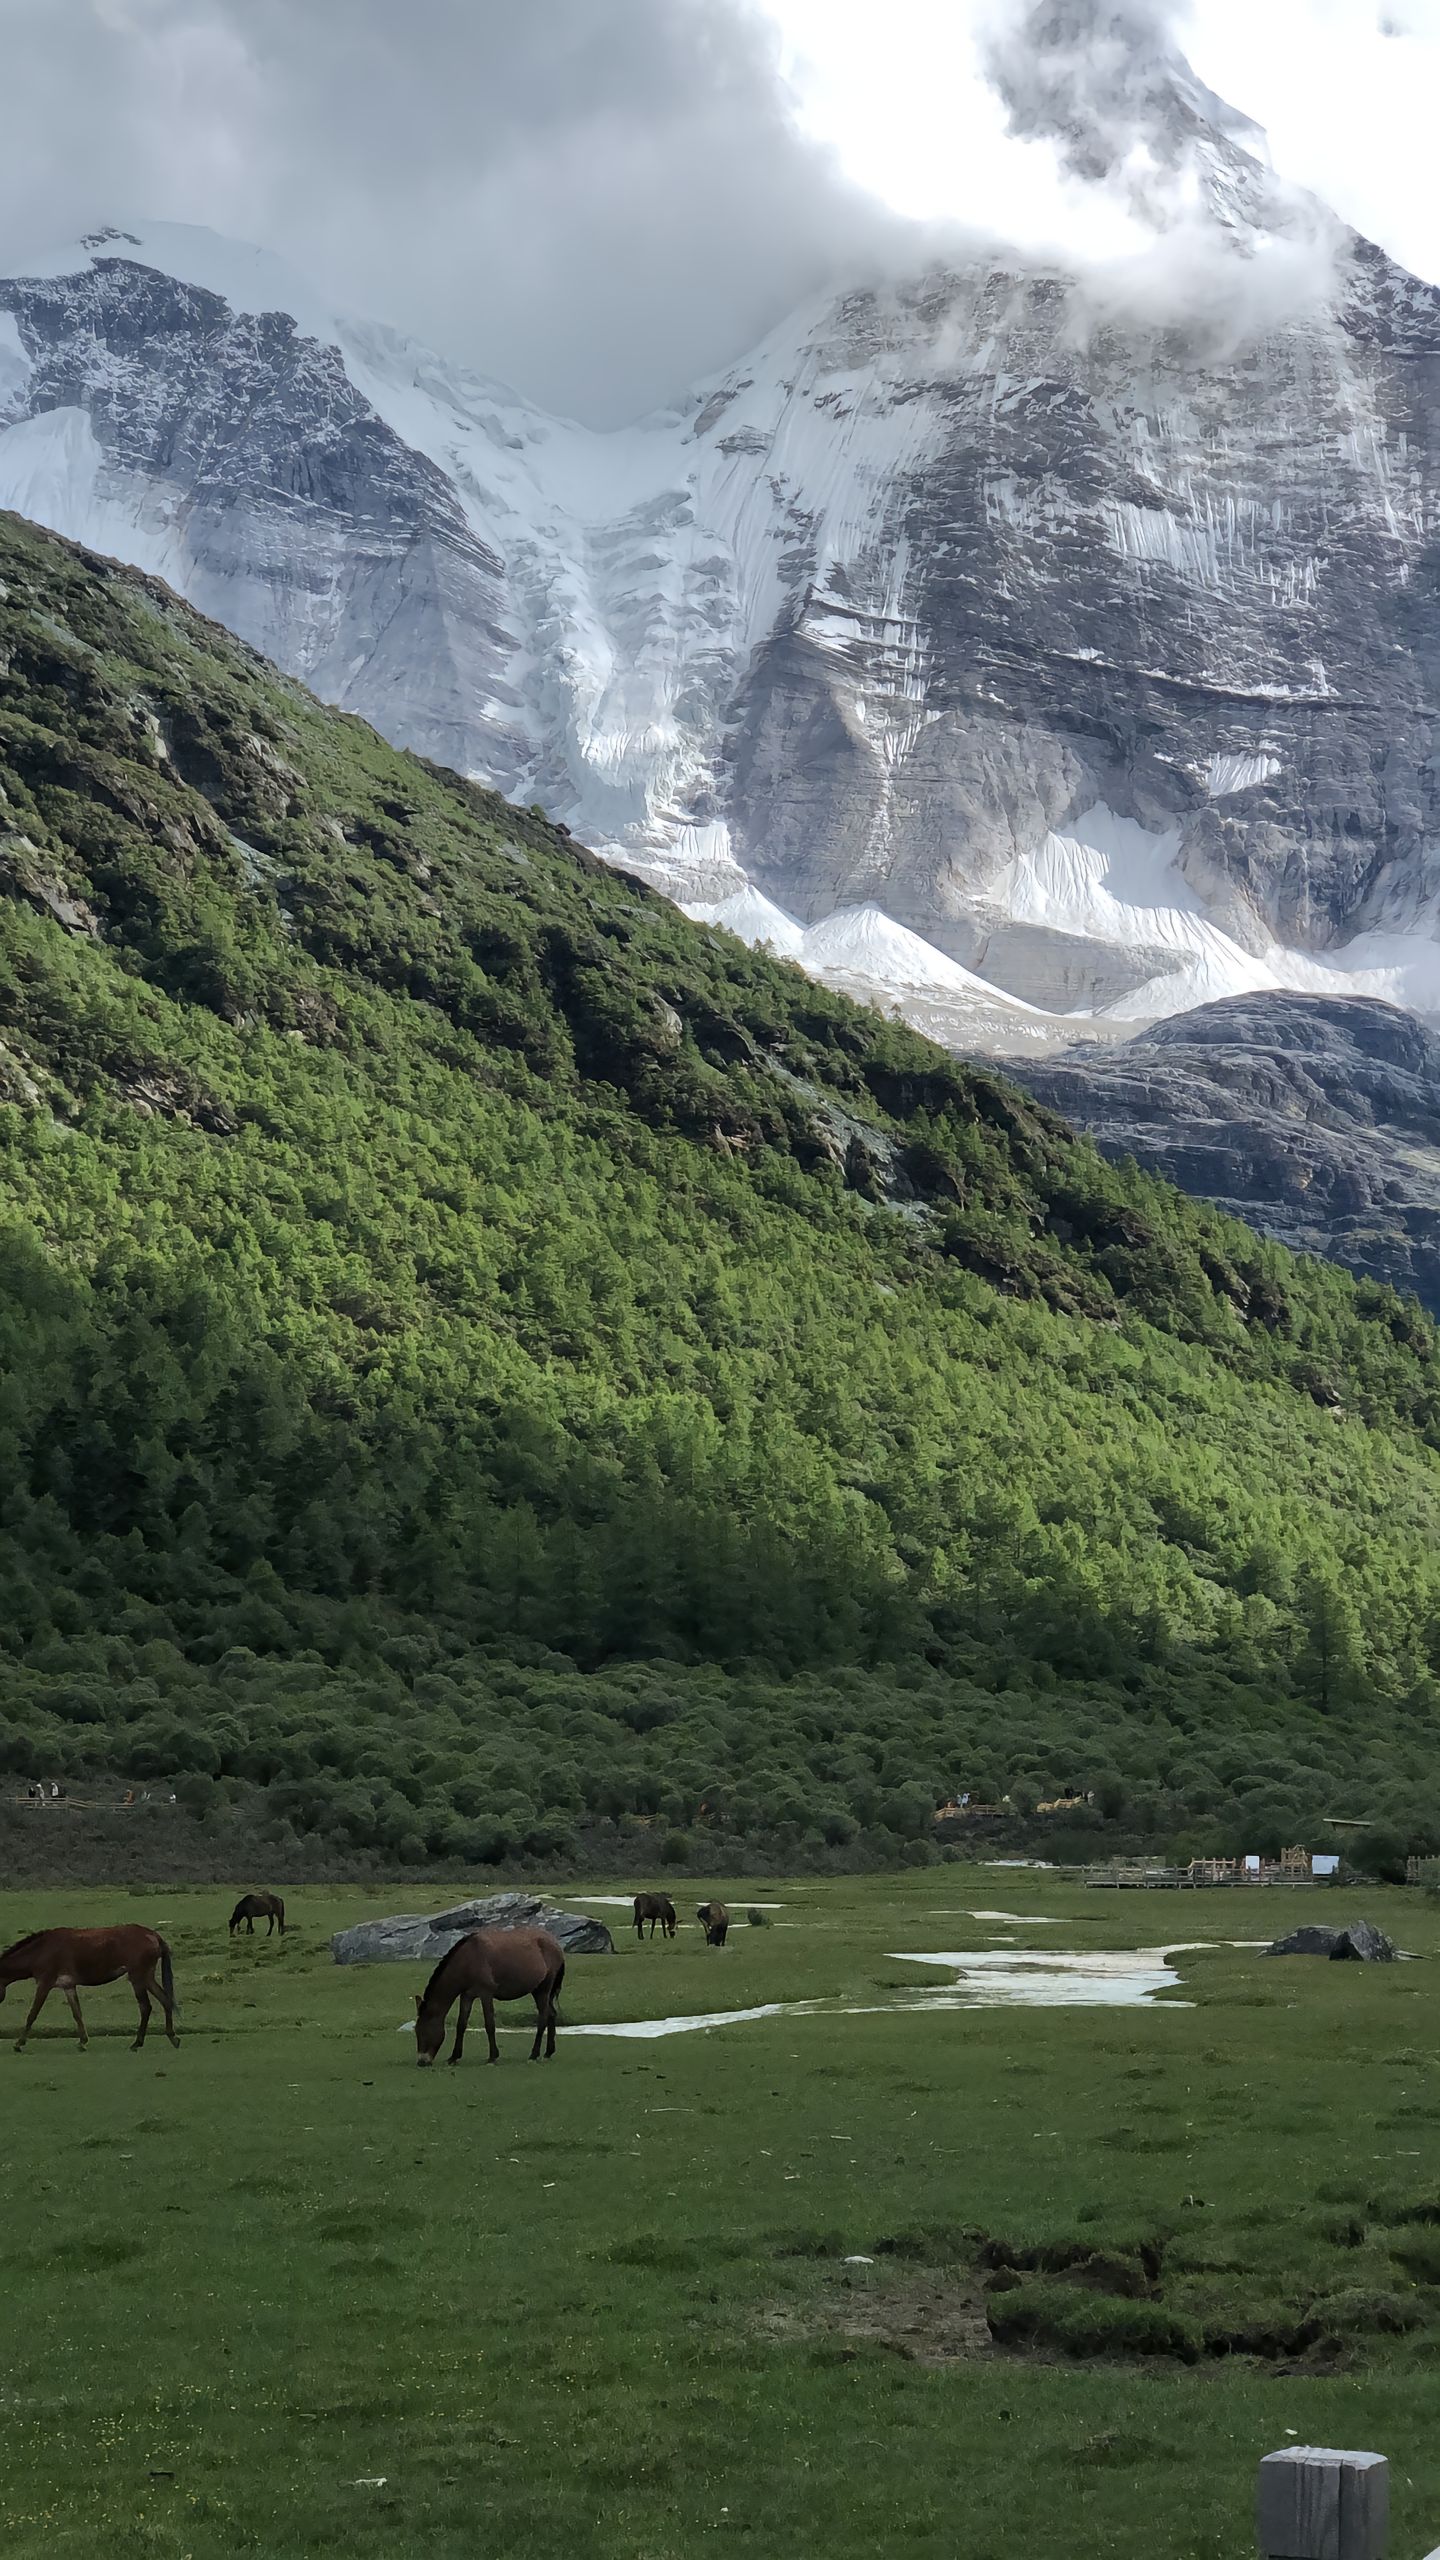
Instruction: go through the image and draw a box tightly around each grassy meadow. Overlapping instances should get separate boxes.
[1,1869,1438,2560]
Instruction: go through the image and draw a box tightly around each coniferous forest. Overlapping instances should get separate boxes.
[1,510,1438,1874]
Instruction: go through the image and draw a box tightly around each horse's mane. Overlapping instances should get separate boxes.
[419,1938,464,2007]
[0,1929,50,1962]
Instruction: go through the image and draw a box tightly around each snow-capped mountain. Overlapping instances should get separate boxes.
[3,92,1440,1056]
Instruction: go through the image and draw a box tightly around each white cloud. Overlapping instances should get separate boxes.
[1183,0,1440,281]
[762,0,1440,287]
[1,0,1434,425]
[0,0,901,424]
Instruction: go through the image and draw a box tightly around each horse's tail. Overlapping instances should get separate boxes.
[158,1936,178,2014]
[551,1951,566,2031]
[276,1898,286,1933]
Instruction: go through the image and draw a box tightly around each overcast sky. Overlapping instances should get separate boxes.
[2,0,1436,422]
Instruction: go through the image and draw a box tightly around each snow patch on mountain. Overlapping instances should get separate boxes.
[0,312,30,419]
[981,804,1440,1025]
[1205,752,1281,797]
[680,890,1060,1048]
[801,904,1039,1007]
[683,886,806,958]
[6,199,1440,1060]
[0,407,189,586]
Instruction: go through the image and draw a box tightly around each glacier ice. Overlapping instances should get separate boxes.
[5,193,1440,1057]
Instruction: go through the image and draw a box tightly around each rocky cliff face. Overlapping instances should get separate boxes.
[0,236,525,791]
[3,150,1440,1048]
[1003,992,1440,1311]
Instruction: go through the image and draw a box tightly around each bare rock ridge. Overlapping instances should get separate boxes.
[999,992,1440,1313]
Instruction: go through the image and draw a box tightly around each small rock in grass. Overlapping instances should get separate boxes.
[1263,1921,1397,1963]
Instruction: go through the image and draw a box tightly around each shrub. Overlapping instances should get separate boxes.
[986,2282,1200,2364]
[1302,2289,1421,2342]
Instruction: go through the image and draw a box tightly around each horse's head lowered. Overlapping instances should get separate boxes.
[414,1993,445,2066]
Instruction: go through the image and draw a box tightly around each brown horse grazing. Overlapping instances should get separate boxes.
[413,1927,565,2067]
[696,1901,730,1947]
[229,1891,286,1937]
[0,1926,178,2051]
[633,1892,677,1941]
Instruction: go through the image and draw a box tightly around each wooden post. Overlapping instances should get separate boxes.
[1256,2450,1389,2560]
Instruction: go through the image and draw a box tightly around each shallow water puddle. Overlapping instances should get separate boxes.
[568,2003,802,2038]
[533,1943,1219,2038]
[400,2001,818,2041]
[396,1940,1263,2040]
[964,1910,1062,1926]
[891,1947,1192,2006]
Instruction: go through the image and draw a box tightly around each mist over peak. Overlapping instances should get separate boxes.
[982,0,1266,194]
[0,0,1406,426]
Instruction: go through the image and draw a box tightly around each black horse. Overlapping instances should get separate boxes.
[633,1893,677,1940]
[229,1892,286,1937]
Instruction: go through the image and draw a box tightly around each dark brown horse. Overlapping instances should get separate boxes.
[1,1925,178,2050]
[413,1927,565,2067]
[633,1892,677,1941]
[229,1891,286,1936]
[696,1901,730,1947]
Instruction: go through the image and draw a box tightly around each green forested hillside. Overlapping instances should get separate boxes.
[1,509,1438,1869]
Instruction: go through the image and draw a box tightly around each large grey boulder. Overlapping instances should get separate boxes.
[331,1890,614,1966]
[1263,1920,1396,1963]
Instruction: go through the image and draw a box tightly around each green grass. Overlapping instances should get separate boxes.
[2,1871,1439,2558]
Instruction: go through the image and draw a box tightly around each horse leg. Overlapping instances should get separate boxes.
[545,1976,560,2058]
[132,1974,152,2049]
[15,1980,52,2049]
[529,1990,546,2059]
[449,1993,473,2066]
[481,1993,500,2062]
[64,1987,89,2049]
